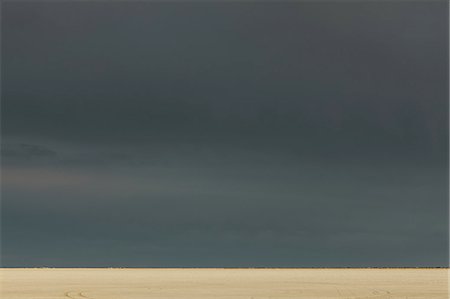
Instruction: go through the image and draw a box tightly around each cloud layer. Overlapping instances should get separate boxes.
[1,1,448,267]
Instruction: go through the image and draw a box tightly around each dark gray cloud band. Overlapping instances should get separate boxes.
[1,1,448,267]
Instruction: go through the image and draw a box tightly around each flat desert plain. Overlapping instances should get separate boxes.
[0,268,447,299]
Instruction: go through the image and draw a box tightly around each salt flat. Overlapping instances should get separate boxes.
[0,268,447,299]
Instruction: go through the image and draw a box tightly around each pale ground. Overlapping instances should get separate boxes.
[0,268,448,299]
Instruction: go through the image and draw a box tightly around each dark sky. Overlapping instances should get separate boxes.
[1,1,448,267]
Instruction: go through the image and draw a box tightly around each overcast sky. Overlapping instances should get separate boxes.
[1,1,448,267]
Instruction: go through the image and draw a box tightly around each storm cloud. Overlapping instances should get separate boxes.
[1,1,448,267]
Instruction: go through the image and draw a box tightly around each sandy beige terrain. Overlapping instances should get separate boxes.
[0,268,447,299]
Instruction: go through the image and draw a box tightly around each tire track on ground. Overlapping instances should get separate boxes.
[64,291,93,299]
[333,287,392,299]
